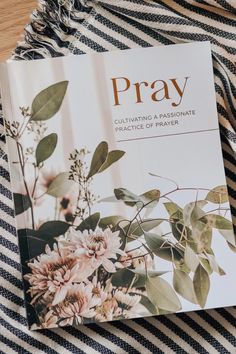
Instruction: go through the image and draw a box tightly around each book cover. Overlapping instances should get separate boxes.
[0,42,235,330]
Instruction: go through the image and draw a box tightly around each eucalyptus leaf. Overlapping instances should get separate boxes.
[184,245,199,272]
[144,232,183,262]
[140,189,160,204]
[219,229,236,246]
[18,224,70,261]
[193,264,210,308]
[164,202,183,216]
[111,268,135,288]
[206,185,228,204]
[173,269,197,304]
[13,193,31,215]
[192,220,212,253]
[171,221,191,242]
[98,150,125,173]
[99,215,124,230]
[183,200,206,227]
[144,232,165,251]
[146,276,181,312]
[76,213,100,232]
[112,268,168,289]
[37,220,70,239]
[31,81,68,121]
[47,172,75,198]
[139,294,159,315]
[36,133,58,166]
[132,269,167,288]
[114,188,140,205]
[18,228,47,260]
[99,196,118,203]
[126,219,163,239]
[201,214,232,230]
[227,242,236,253]
[87,141,108,179]
[132,269,169,277]
[206,254,225,276]
[199,257,213,274]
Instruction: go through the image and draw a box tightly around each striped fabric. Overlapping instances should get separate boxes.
[1,0,236,353]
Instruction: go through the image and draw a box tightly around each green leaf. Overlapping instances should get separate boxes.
[183,200,206,227]
[36,133,58,166]
[184,245,199,272]
[18,228,47,260]
[47,172,75,198]
[76,213,100,232]
[37,221,70,239]
[140,189,160,204]
[112,268,167,289]
[193,264,210,308]
[98,150,125,173]
[194,222,212,253]
[199,257,213,274]
[87,141,108,179]
[13,193,31,215]
[173,269,197,304]
[144,232,183,262]
[99,215,124,230]
[99,195,119,203]
[31,81,68,121]
[114,188,140,206]
[132,269,168,277]
[227,242,236,253]
[219,229,236,246]
[206,254,225,276]
[131,269,169,287]
[111,268,135,288]
[144,232,165,251]
[206,185,228,204]
[201,214,232,230]
[164,202,183,216]
[139,294,159,315]
[146,276,181,312]
[171,221,191,242]
[19,222,70,261]
[126,219,163,239]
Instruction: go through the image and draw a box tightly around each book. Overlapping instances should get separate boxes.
[1,41,236,330]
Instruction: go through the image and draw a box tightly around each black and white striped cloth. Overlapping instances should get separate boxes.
[1,1,236,353]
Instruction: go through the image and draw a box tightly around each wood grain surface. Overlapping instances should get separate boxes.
[0,0,37,62]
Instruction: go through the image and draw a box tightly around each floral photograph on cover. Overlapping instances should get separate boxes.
[5,80,236,330]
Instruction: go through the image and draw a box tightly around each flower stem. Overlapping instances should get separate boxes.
[16,141,35,229]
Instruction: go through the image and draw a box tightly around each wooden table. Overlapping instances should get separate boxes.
[0,0,36,62]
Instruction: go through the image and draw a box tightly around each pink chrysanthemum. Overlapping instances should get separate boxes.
[59,228,125,278]
[55,283,101,326]
[24,245,81,306]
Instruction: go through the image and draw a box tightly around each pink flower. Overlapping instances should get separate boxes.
[59,228,125,278]
[54,283,101,326]
[91,276,107,303]
[24,245,81,306]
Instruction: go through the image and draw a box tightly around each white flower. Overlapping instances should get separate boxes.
[114,290,141,308]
